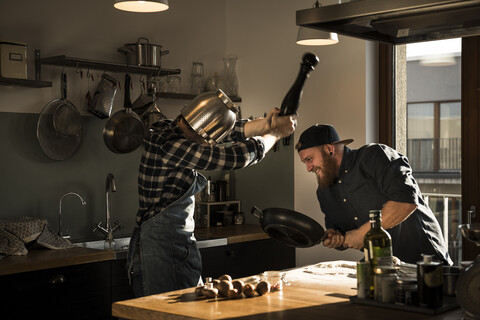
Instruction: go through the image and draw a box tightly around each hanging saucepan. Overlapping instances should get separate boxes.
[251,206,326,248]
[103,74,145,153]
[37,72,82,160]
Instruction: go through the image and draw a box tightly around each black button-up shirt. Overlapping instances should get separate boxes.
[316,144,452,264]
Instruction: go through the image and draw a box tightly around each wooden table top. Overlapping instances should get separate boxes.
[112,261,464,320]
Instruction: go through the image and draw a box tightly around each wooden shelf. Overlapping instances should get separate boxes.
[40,55,181,76]
[0,76,52,88]
[157,92,242,102]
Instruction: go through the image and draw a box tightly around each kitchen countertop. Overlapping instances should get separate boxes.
[195,224,269,244]
[0,224,268,276]
[0,247,114,276]
[112,261,463,320]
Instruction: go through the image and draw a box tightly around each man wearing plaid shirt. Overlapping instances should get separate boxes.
[127,103,296,297]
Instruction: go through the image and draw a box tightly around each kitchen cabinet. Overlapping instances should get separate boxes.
[0,258,134,320]
[2,261,111,320]
[201,238,295,279]
[110,259,135,313]
[225,238,295,278]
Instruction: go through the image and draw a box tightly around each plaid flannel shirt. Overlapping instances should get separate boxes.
[137,119,266,224]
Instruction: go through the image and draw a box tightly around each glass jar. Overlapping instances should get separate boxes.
[223,54,238,97]
[191,62,204,95]
[373,266,397,303]
[262,271,286,291]
[394,277,418,306]
[167,75,181,93]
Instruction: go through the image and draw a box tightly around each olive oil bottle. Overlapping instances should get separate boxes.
[364,210,393,298]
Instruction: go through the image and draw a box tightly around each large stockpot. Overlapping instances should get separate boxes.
[118,37,169,67]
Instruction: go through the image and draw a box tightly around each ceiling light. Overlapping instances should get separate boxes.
[114,0,169,13]
[296,27,339,46]
[296,1,339,46]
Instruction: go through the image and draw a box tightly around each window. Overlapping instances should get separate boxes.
[407,101,461,173]
[379,36,480,261]
[404,39,462,264]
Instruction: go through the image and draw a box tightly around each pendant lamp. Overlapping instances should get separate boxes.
[296,1,339,46]
[114,0,169,13]
[296,27,339,46]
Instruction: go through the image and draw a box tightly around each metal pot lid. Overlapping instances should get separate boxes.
[118,37,163,53]
[37,99,83,160]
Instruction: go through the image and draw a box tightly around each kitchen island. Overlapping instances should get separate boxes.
[113,261,462,320]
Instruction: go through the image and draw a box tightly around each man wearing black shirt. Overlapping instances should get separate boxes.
[296,124,451,265]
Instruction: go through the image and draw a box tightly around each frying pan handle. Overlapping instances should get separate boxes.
[124,74,132,109]
[250,206,264,219]
[320,230,348,250]
[61,72,67,100]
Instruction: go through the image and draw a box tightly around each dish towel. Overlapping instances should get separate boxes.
[0,217,72,257]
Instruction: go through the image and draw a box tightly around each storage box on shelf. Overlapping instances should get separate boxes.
[196,200,241,228]
[0,41,27,79]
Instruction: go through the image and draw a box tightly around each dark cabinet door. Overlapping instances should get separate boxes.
[2,261,110,320]
[110,259,135,307]
[225,239,295,279]
[200,245,227,279]
[200,239,295,280]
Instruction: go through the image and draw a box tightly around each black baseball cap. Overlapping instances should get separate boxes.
[295,124,354,152]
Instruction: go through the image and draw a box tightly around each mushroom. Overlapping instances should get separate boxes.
[243,283,256,297]
[255,281,271,295]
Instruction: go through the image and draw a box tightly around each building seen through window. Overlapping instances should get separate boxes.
[405,38,462,264]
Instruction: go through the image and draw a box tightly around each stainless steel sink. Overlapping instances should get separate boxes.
[73,237,130,259]
[73,235,227,260]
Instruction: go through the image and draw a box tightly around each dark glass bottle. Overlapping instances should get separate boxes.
[279,52,319,116]
[417,254,443,308]
[364,210,393,298]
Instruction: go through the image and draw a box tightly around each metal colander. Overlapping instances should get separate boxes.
[181,89,238,145]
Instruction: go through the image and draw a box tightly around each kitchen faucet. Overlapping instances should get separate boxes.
[94,173,121,249]
[58,192,87,239]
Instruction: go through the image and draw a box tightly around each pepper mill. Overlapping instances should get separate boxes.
[279,52,319,116]
[279,52,319,145]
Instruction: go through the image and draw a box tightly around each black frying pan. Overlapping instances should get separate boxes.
[251,206,326,248]
[103,74,145,153]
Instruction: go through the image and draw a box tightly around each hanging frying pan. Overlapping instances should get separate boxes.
[37,72,83,160]
[251,206,326,248]
[103,74,145,153]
